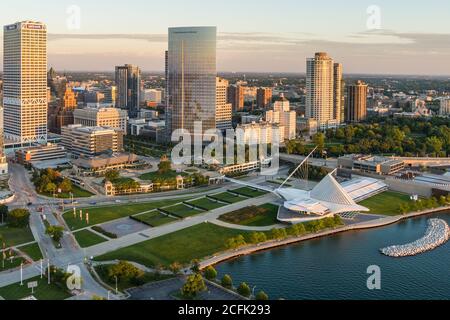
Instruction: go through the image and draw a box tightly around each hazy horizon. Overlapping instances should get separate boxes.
[2,1,450,75]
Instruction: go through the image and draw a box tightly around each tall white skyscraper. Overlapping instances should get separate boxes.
[3,21,48,144]
[306,52,342,129]
[167,26,217,137]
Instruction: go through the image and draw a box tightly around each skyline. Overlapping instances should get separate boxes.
[2,1,450,75]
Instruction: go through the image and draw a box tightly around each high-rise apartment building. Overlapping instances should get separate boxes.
[227,85,245,112]
[167,26,217,137]
[306,52,343,129]
[334,63,344,124]
[256,87,273,109]
[3,21,48,143]
[216,77,232,131]
[115,64,141,118]
[346,80,368,123]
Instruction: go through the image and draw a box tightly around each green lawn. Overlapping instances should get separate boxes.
[140,170,188,181]
[209,192,245,204]
[0,225,35,247]
[0,276,72,300]
[219,204,280,227]
[74,230,108,248]
[187,198,226,211]
[63,198,193,231]
[94,265,174,291]
[163,204,204,219]
[40,185,94,199]
[230,187,268,198]
[359,191,415,216]
[95,223,251,267]
[18,243,43,261]
[0,256,27,272]
[133,211,178,227]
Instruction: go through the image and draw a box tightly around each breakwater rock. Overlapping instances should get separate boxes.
[381,219,449,258]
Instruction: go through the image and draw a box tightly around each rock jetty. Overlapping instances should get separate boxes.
[381,219,449,258]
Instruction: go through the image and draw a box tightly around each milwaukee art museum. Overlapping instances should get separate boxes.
[274,171,389,223]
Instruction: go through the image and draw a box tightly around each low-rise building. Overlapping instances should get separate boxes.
[73,152,146,176]
[15,144,67,164]
[338,154,405,175]
[61,124,124,157]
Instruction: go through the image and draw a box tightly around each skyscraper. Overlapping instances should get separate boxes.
[3,21,48,144]
[227,84,245,112]
[216,77,232,131]
[115,64,141,118]
[257,87,273,109]
[346,80,368,123]
[306,52,342,129]
[167,26,217,137]
[334,63,345,124]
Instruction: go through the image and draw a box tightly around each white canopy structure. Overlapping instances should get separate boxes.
[277,173,369,217]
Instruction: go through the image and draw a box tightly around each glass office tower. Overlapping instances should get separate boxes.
[167,27,217,137]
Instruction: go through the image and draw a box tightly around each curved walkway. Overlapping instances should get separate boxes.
[210,219,284,232]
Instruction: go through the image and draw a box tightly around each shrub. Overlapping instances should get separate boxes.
[256,291,269,301]
[204,266,218,281]
[221,274,233,289]
[92,226,118,239]
[237,282,251,298]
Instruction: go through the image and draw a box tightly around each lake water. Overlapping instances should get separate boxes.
[215,213,450,300]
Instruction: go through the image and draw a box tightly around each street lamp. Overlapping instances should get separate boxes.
[252,286,257,299]
[115,276,118,295]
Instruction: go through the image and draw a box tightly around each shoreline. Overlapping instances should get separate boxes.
[199,206,450,270]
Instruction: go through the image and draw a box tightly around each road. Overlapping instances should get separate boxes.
[2,164,116,300]
[1,163,286,299]
[280,153,338,169]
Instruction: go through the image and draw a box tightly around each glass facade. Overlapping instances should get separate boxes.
[167,27,217,137]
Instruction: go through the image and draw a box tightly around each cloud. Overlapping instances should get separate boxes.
[3,29,449,74]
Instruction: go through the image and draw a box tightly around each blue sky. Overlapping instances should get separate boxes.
[2,0,450,74]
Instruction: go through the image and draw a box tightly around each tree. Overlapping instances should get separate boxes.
[169,262,182,275]
[45,182,57,194]
[271,228,287,241]
[256,291,269,301]
[8,209,30,228]
[191,259,201,274]
[312,133,325,153]
[289,224,306,237]
[237,282,251,298]
[181,273,207,298]
[108,261,144,282]
[225,235,247,250]
[0,205,8,222]
[158,160,172,174]
[221,274,233,289]
[249,232,267,244]
[204,266,218,281]
[58,178,73,193]
[104,170,120,182]
[46,225,65,244]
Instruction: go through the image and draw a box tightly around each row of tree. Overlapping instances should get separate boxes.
[225,216,344,250]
